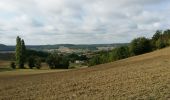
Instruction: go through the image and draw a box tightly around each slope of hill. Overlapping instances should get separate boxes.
[0,44,15,51]
[1,47,170,99]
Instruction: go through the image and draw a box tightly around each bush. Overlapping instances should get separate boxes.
[10,62,16,69]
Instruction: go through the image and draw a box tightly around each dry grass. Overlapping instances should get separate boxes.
[1,47,170,99]
[0,60,10,68]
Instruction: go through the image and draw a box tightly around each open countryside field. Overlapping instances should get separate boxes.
[0,61,69,77]
[1,47,170,99]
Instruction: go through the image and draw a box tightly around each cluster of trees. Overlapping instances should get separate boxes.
[11,36,87,69]
[15,36,26,69]
[11,36,45,69]
[46,53,69,69]
[89,29,170,66]
[11,29,170,69]
[88,46,130,66]
[66,53,88,63]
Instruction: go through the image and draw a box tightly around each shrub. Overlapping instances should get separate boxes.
[10,62,16,69]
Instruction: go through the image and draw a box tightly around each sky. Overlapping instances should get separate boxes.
[0,0,170,45]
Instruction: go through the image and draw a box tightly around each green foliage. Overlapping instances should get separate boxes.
[152,30,162,41]
[21,39,26,68]
[88,46,130,66]
[67,53,79,63]
[10,62,16,69]
[130,37,152,55]
[26,49,48,61]
[46,53,69,69]
[28,56,36,69]
[15,36,26,69]
[66,53,88,63]
[88,56,101,66]
[114,46,130,60]
[156,39,166,49]
[151,29,170,49]
[35,57,42,69]
[15,36,22,68]
[28,56,42,69]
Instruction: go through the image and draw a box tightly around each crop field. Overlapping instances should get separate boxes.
[1,47,170,99]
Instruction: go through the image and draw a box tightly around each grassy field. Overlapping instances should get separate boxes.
[1,47,170,99]
[0,61,69,77]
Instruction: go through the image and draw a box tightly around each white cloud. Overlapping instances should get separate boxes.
[0,0,170,45]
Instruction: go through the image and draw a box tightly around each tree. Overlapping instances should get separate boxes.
[10,62,16,69]
[67,53,79,63]
[15,36,22,68]
[130,37,152,55]
[156,39,166,49]
[114,46,130,60]
[15,36,26,69]
[152,30,162,41]
[28,56,35,69]
[35,57,42,69]
[20,39,26,68]
[88,56,101,66]
[46,53,70,69]
[46,53,60,69]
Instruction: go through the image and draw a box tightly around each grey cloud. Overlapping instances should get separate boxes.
[0,0,170,45]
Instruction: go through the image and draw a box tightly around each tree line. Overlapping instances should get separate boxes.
[11,37,88,69]
[11,29,170,69]
[88,29,170,66]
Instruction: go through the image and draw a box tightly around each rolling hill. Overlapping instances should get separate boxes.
[1,47,170,99]
[0,43,129,51]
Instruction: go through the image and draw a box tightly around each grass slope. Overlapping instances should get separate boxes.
[1,47,170,99]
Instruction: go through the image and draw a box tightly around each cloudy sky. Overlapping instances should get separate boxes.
[0,0,170,45]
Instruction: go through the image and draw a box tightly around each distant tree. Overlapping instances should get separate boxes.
[67,53,79,63]
[88,56,101,66]
[28,56,35,69]
[46,53,70,69]
[79,55,88,61]
[15,36,26,69]
[46,55,54,69]
[20,39,26,68]
[15,36,22,68]
[156,39,166,49]
[35,57,42,69]
[59,57,69,69]
[10,62,16,69]
[114,46,130,60]
[152,30,162,41]
[130,37,152,55]
[46,53,60,69]
[152,30,162,50]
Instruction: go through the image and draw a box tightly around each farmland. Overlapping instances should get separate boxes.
[0,47,170,99]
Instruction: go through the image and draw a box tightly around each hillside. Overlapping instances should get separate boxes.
[0,43,128,51]
[1,47,170,99]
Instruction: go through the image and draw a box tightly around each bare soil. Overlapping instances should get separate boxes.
[1,47,170,99]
